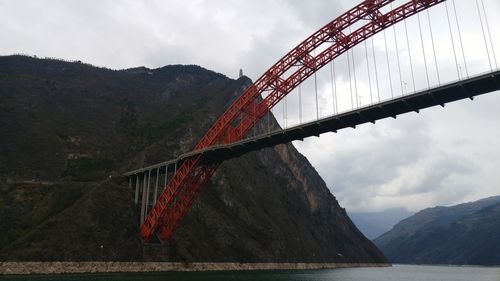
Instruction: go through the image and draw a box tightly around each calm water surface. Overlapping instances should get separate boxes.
[2,265,500,281]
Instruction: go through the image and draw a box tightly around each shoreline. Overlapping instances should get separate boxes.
[0,262,391,275]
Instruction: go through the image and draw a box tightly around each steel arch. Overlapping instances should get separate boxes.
[140,0,446,242]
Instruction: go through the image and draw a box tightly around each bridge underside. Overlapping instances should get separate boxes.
[124,69,500,179]
[192,70,500,163]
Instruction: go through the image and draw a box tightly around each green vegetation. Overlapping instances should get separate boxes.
[63,158,115,181]
[0,182,87,250]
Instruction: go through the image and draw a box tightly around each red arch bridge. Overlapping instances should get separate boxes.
[123,0,500,243]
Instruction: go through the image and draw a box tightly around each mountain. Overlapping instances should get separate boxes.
[348,208,413,240]
[374,196,500,265]
[0,55,387,263]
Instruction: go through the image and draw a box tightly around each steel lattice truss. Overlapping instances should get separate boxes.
[140,0,446,242]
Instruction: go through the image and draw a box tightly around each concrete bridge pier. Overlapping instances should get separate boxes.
[128,162,181,226]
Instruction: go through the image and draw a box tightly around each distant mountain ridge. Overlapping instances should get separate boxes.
[374,195,500,265]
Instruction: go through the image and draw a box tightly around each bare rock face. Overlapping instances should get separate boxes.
[0,55,386,263]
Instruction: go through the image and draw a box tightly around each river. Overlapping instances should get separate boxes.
[2,264,499,281]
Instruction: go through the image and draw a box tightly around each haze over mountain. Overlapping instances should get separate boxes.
[374,195,500,265]
[348,208,413,240]
[0,55,386,263]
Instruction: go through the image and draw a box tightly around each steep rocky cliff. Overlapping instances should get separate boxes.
[0,55,386,263]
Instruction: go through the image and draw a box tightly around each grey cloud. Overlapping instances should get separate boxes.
[295,97,497,212]
[285,0,355,30]
[1,0,499,213]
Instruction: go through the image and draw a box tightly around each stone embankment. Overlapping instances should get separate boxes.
[0,262,390,275]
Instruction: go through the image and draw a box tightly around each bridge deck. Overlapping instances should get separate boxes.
[124,69,500,177]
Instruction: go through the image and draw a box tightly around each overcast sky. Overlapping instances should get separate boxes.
[1,0,499,213]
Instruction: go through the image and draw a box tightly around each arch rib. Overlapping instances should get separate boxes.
[225,0,446,143]
[193,0,397,151]
[139,0,446,242]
